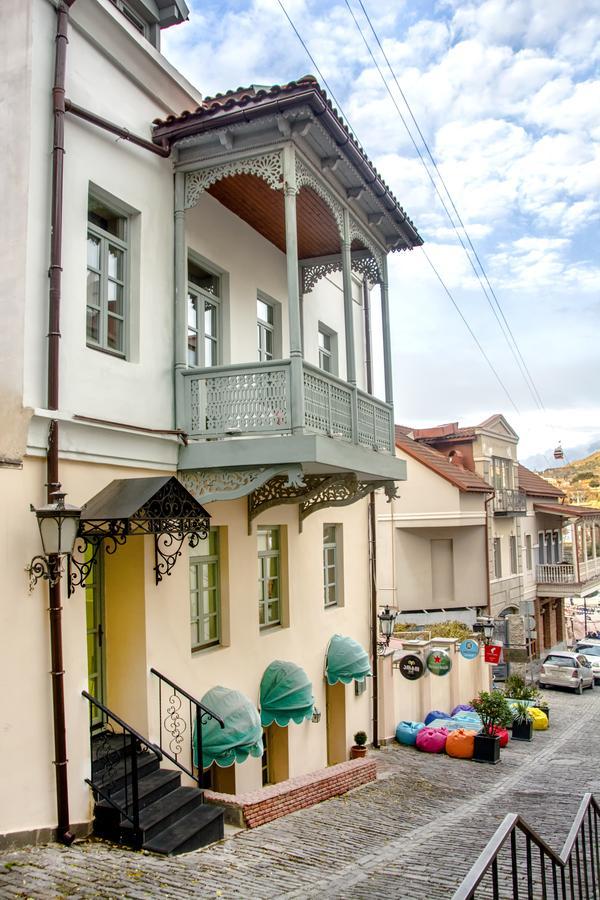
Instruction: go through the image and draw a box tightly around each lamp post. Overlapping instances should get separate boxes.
[28,488,81,845]
[474,616,496,645]
[377,605,397,654]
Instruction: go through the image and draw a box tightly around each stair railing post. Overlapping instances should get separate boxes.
[196,703,203,791]
[130,732,140,840]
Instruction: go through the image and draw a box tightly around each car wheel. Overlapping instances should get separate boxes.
[576,680,584,695]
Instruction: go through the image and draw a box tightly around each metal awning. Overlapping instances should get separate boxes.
[69,476,210,591]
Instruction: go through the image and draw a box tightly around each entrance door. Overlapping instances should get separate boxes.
[85,549,106,728]
[326,681,346,765]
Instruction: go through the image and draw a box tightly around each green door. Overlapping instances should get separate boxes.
[85,550,106,728]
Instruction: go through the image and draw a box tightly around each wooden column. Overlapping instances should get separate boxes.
[282,145,304,433]
[174,171,187,429]
[341,209,357,386]
[380,255,394,407]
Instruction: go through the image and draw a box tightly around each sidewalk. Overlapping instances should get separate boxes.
[1,687,599,898]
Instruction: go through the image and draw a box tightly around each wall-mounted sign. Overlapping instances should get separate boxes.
[398,654,424,681]
[426,650,452,677]
[502,647,529,663]
[484,644,503,664]
[459,639,480,660]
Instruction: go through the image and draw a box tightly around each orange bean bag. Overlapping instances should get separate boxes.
[445,728,477,759]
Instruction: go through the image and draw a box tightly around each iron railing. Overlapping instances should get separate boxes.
[493,488,527,515]
[82,691,162,844]
[150,668,224,785]
[453,793,600,899]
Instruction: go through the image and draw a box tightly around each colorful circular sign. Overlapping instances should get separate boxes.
[459,639,480,660]
[398,654,424,681]
[426,650,452,676]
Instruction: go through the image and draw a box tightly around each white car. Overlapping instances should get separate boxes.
[539,652,595,694]
[575,642,600,683]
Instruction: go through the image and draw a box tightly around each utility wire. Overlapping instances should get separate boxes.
[343,0,546,413]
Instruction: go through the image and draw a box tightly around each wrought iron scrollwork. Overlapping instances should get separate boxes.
[154,530,204,583]
[27,554,63,591]
[67,532,127,596]
[164,692,186,758]
[92,722,122,793]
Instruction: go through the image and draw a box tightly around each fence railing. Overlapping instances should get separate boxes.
[453,792,600,900]
[537,564,577,584]
[150,668,224,784]
[493,488,527,515]
[82,690,162,845]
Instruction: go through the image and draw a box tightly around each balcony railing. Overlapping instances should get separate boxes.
[493,487,527,515]
[181,360,394,451]
[537,558,600,585]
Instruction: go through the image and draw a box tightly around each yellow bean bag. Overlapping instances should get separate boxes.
[527,707,549,730]
[445,728,477,759]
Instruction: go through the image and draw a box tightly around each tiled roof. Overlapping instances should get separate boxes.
[395,431,493,494]
[517,464,564,498]
[534,502,600,520]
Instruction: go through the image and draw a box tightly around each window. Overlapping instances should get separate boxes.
[109,0,148,36]
[318,326,338,375]
[510,535,518,575]
[187,259,220,367]
[323,525,340,607]
[492,457,512,490]
[258,526,280,627]
[545,531,553,564]
[553,530,561,564]
[190,529,220,650]
[538,531,545,565]
[493,537,502,579]
[87,194,129,356]
[525,534,533,571]
[257,297,274,361]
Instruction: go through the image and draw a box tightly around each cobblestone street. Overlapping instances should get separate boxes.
[2,688,599,899]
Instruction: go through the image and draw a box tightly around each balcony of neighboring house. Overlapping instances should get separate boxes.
[534,503,600,597]
[152,77,423,519]
[493,487,527,515]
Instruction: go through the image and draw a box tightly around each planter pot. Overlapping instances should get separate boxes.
[511,720,533,742]
[472,733,501,764]
[537,705,549,722]
[350,745,367,759]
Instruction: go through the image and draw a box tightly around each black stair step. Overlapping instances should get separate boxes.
[143,804,225,856]
[92,750,160,794]
[95,767,181,820]
[120,786,204,844]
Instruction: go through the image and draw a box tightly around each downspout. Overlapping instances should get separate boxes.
[363,279,379,749]
[46,0,77,846]
[484,493,494,615]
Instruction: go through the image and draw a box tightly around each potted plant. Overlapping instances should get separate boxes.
[511,701,534,741]
[471,691,513,764]
[350,731,368,759]
[503,674,538,703]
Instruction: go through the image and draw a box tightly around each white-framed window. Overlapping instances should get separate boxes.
[525,534,533,571]
[323,524,341,607]
[190,528,220,650]
[187,258,221,367]
[510,535,518,575]
[553,530,561,563]
[493,537,502,579]
[318,325,338,376]
[257,296,275,361]
[258,526,280,627]
[87,193,129,356]
[492,457,513,490]
[538,531,545,565]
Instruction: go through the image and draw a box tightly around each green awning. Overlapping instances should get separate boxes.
[326,634,371,685]
[194,686,263,769]
[260,660,314,727]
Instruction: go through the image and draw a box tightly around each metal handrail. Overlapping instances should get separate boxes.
[453,793,600,899]
[150,668,224,786]
[82,691,162,757]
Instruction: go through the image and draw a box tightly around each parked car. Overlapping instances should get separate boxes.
[575,643,600,683]
[539,652,595,694]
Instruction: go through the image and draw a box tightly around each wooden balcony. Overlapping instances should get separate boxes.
[493,488,527,516]
[536,558,600,597]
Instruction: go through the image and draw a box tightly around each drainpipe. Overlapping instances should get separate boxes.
[484,494,494,616]
[363,280,379,748]
[47,0,77,846]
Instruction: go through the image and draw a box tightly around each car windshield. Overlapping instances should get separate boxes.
[579,646,600,657]
[544,655,576,667]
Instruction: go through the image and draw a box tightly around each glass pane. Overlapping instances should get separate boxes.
[107,280,123,315]
[187,294,197,328]
[86,307,100,343]
[257,530,269,553]
[87,271,100,307]
[268,528,279,551]
[87,234,100,269]
[265,329,273,357]
[205,338,217,367]
[204,302,217,337]
[257,298,272,323]
[326,585,336,606]
[87,633,97,678]
[187,331,198,365]
[206,615,218,642]
[259,602,265,625]
[190,591,198,618]
[189,261,219,295]
[191,622,200,646]
[208,530,219,556]
[88,197,125,238]
[207,589,218,614]
[324,525,336,544]
[107,315,123,352]
[108,245,123,280]
[190,562,198,590]
[267,576,279,598]
[268,600,280,623]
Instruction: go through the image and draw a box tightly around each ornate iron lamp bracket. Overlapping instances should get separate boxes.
[27,554,63,592]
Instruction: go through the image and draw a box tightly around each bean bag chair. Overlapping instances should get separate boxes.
[453,711,482,728]
[427,718,460,731]
[424,710,449,726]
[451,704,475,716]
[446,729,476,759]
[395,721,426,746]
[416,727,449,754]
[486,726,510,747]
[528,707,549,730]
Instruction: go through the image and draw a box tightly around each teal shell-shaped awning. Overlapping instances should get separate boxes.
[194,686,263,769]
[259,660,314,727]
[326,634,371,685]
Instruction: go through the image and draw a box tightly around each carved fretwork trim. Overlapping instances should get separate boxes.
[302,260,342,293]
[295,158,344,237]
[301,252,382,293]
[348,217,384,283]
[179,465,304,505]
[185,151,284,208]
[299,477,397,528]
[247,470,313,533]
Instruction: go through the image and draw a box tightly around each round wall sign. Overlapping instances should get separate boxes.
[459,639,480,660]
[398,654,424,681]
[427,650,452,676]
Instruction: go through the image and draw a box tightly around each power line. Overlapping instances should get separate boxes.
[345,0,547,413]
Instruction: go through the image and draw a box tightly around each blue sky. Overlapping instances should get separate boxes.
[163,0,600,461]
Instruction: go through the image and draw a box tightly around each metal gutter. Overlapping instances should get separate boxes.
[65,99,170,157]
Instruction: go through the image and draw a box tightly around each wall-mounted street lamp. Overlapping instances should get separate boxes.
[28,489,81,589]
[473,616,496,645]
[377,605,398,654]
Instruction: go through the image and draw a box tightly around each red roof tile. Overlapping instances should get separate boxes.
[395,431,493,493]
[533,502,600,519]
[517,464,564,499]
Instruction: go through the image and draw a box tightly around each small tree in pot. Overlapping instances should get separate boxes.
[511,701,534,741]
[471,690,513,764]
[350,731,368,759]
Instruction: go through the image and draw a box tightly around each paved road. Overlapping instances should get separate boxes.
[2,688,599,899]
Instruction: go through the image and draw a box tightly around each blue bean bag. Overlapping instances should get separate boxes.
[451,704,475,716]
[453,711,482,726]
[395,721,426,746]
[428,718,463,731]
[424,709,449,726]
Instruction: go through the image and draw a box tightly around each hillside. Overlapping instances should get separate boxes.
[541,449,600,509]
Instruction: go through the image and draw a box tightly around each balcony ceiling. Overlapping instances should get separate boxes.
[209,173,343,258]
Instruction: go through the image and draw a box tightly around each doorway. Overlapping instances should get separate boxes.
[326,681,347,765]
[262,724,289,784]
[85,549,106,728]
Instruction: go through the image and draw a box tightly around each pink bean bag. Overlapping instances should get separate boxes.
[416,727,449,753]
[446,729,477,759]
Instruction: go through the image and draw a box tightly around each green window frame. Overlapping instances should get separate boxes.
[258,526,280,627]
[187,259,221,367]
[493,536,502,579]
[323,524,339,607]
[190,528,220,650]
[86,195,128,356]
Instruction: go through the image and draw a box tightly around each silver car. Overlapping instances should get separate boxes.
[575,642,600,684]
[538,651,595,694]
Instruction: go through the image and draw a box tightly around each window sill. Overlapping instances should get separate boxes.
[86,342,127,361]
[191,641,224,655]
[259,623,285,634]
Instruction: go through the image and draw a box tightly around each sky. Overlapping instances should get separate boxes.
[162,0,600,463]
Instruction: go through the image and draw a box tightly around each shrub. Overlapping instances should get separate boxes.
[353,731,368,747]
[471,690,513,734]
[504,674,538,702]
